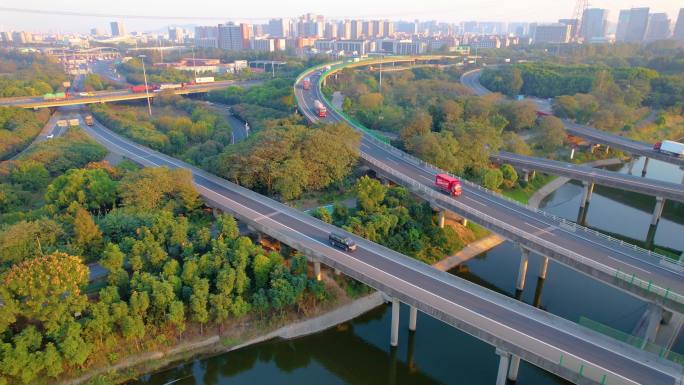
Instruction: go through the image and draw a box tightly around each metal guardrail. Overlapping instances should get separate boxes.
[305,60,684,307]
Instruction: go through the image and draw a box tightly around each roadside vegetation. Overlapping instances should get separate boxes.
[0,128,332,385]
[479,44,684,140]
[0,51,69,97]
[0,107,51,160]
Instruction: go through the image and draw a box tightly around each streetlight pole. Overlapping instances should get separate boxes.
[139,55,152,117]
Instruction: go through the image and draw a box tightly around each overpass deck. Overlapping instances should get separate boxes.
[492,151,684,203]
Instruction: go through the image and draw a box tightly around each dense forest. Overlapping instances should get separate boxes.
[0,127,329,385]
[0,107,51,160]
[327,66,560,187]
[0,51,69,97]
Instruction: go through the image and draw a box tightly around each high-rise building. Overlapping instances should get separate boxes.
[533,23,572,44]
[324,23,337,39]
[11,31,31,44]
[218,22,243,51]
[1,31,12,43]
[395,21,417,35]
[581,8,608,41]
[558,19,579,38]
[615,10,631,41]
[621,7,650,42]
[195,26,218,48]
[268,18,290,38]
[110,21,125,37]
[363,21,374,38]
[645,13,671,41]
[372,20,384,37]
[168,27,185,43]
[351,20,363,39]
[338,21,352,40]
[90,27,104,36]
[240,24,252,49]
[674,9,684,40]
[384,21,395,37]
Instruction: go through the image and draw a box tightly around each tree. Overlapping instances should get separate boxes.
[355,176,387,213]
[45,168,117,212]
[189,278,209,334]
[399,111,432,141]
[57,321,92,367]
[4,252,88,333]
[216,214,239,240]
[358,92,383,109]
[311,207,332,223]
[482,168,504,190]
[536,116,567,151]
[500,164,518,189]
[501,132,532,155]
[252,254,272,290]
[72,207,103,257]
[101,243,125,271]
[9,160,49,189]
[167,300,186,337]
[498,101,537,131]
[0,218,64,265]
[120,314,145,350]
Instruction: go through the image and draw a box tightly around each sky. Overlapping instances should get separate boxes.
[0,0,682,34]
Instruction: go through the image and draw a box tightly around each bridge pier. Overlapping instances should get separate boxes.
[409,306,418,332]
[642,157,650,177]
[508,355,521,382]
[651,196,666,226]
[533,277,546,308]
[516,248,529,291]
[495,349,510,385]
[628,160,635,175]
[570,147,575,160]
[580,181,595,209]
[313,260,321,281]
[539,256,549,280]
[438,210,446,229]
[390,298,400,347]
[522,169,529,182]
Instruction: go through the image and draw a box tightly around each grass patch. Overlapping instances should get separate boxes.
[502,174,556,204]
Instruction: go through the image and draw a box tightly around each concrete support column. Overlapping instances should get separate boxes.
[522,170,529,182]
[580,181,595,209]
[334,268,342,276]
[461,218,469,227]
[644,303,664,346]
[605,145,610,154]
[628,161,635,175]
[508,355,521,382]
[495,349,511,385]
[313,260,321,281]
[539,256,549,280]
[390,298,400,347]
[651,197,666,226]
[517,248,529,291]
[438,210,446,229]
[570,147,575,160]
[642,157,650,177]
[409,306,418,332]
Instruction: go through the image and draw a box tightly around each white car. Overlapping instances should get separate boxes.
[46,134,54,139]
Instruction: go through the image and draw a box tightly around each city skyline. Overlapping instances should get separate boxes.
[0,0,682,33]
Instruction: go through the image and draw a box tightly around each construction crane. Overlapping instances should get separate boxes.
[571,0,589,40]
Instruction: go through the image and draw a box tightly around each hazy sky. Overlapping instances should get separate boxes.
[0,0,681,33]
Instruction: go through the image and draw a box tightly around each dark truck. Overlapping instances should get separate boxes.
[329,232,357,252]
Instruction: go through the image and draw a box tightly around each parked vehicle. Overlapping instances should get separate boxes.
[46,134,54,139]
[314,100,327,118]
[329,233,357,252]
[435,173,462,197]
[302,77,311,90]
[654,140,684,157]
[84,115,94,126]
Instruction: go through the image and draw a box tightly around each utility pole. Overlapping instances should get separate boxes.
[139,55,153,117]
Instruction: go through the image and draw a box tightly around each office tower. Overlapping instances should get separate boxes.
[110,21,125,36]
[581,8,608,41]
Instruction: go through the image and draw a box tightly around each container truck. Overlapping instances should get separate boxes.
[56,120,68,128]
[314,100,327,118]
[129,85,157,93]
[68,119,80,127]
[194,77,215,84]
[159,83,183,90]
[654,140,684,157]
[435,174,462,197]
[84,115,94,126]
[43,92,69,101]
[302,77,311,90]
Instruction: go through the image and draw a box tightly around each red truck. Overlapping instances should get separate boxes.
[129,84,158,93]
[435,174,462,197]
[314,100,327,118]
[303,77,311,90]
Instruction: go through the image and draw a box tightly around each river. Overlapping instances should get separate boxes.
[130,157,683,385]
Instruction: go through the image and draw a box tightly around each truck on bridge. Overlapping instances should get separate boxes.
[129,84,158,93]
[435,174,462,197]
[43,92,70,101]
[654,140,684,157]
[314,100,327,118]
